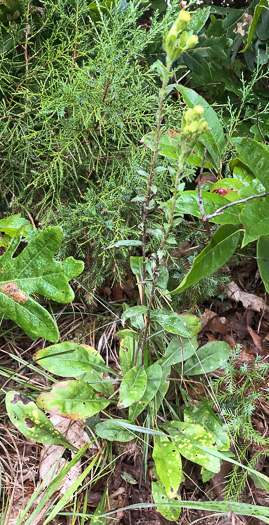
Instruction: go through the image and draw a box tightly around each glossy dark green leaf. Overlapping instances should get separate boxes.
[118,365,147,409]
[171,225,241,295]
[232,138,269,190]
[0,227,84,342]
[257,235,269,293]
[183,341,231,376]
[240,200,269,246]
[5,391,76,449]
[37,380,109,420]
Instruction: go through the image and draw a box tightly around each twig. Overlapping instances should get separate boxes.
[197,148,211,237]
[205,191,269,220]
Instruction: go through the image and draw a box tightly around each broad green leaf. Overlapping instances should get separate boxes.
[117,329,141,375]
[184,405,230,450]
[153,435,182,497]
[188,6,211,32]
[183,341,231,376]
[0,227,84,342]
[240,200,269,246]
[178,86,226,161]
[5,391,76,449]
[121,306,147,330]
[171,225,241,295]
[130,256,144,279]
[118,365,147,409]
[95,419,136,442]
[129,363,162,420]
[172,190,240,225]
[159,335,198,368]
[201,467,216,483]
[152,474,181,522]
[232,138,269,191]
[37,380,109,420]
[241,0,267,52]
[257,235,269,293]
[150,309,191,337]
[211,179,243,202]
[0,214,33,237]
[34,341,115,396]
[163,421,221,473]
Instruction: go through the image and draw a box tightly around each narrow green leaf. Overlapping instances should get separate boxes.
[257,235,269,293]
[118,365,147,408]
[241,0,266,52]
[129,363,162,420]
[183,341,231,376]
[106,240,142,248]
[171,225,241,295]
[95,419,136,442]
[5,391,76,449]
[159,335,198,368]
[37,380,109,420]
[117,329,141,375]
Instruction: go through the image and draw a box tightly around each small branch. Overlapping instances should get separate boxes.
[197,148,211,237]
[206,191,269,220]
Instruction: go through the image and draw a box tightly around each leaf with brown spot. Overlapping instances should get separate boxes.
[37,380,109,420]
[5,391,76,449]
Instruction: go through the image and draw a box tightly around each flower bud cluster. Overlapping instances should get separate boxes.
[180,105,208,158]
[163,11,198,63]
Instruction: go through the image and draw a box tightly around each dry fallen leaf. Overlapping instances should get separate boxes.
[227,281,269,313]
[39,415,93,496]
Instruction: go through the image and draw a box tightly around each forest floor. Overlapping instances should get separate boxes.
[1,255,269,525]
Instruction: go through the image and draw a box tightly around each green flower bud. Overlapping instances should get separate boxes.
[184,34,198,51]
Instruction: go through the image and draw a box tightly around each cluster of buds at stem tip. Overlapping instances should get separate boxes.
[163,10,198,63]
[180,105,208,159]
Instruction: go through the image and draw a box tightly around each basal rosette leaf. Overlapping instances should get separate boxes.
[118,365,147,409]
[153,435,183,498]
[34,341,115,396]
[0,226,84,342]
[5,391,76,449]
[37,380,109,420]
